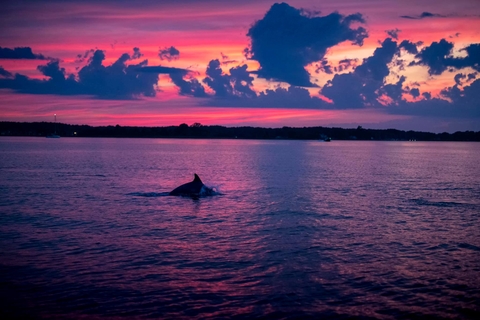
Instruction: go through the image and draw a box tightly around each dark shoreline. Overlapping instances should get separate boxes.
[1,121,479,141]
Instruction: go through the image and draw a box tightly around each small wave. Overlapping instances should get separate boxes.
[57,172,106,178]
[200,185,223,197]
[458,242,480,252]
[410,198,473,207]
[128,186,223,199]
[127,192,170,197]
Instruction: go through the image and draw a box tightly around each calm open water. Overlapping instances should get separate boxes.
[1,137,479,319]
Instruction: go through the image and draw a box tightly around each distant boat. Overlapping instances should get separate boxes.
[46,114,60,138]
[319,134,331,142]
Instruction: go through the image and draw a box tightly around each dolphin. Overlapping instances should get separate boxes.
[169,173,214,197]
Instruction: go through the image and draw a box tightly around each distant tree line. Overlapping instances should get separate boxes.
[1,121,479,141]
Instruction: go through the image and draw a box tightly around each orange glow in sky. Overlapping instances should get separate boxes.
[1,0,479,132]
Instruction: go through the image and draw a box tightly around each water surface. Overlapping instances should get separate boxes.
[1,137,479,319]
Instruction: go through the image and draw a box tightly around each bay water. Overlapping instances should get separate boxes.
[1,137,479,319]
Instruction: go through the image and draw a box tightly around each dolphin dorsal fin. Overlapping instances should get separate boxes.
[193,173,202,183]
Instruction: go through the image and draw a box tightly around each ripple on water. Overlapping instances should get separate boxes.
[1,138,479,319]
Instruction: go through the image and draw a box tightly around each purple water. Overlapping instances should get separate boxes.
[1,137,479,319]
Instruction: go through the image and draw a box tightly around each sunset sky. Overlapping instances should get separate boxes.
[1,0,479,132]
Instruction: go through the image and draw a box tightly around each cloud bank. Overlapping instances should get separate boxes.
[400,12,446,20]
[0,48,188,99]
[413,40,480,75]
[245,2,367,87]
[0,47,49,60]
[159,46,180,61]
[0,2,479,122]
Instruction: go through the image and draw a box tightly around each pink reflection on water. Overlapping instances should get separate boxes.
[2,139,479,318]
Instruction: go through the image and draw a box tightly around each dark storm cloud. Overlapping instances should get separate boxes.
[386,28,400,40]
[412,39,454,75]
[0,66,13,78]
[0,49,166,99]
[255,85,327,109]
[75,49,95,63]
[409,87,420,98]
[159,46,180,61]
[228,64,257,98]
[318,36,479,118]
[37,60,66,82]
[203,59,233,97]
[379,76,406,103]
[304,58,359,74]
[336,59,358,72]
[452,43,480,71]
[321,72,365,108]
[137,66,188,74]
[169,73,207,97]
[154,57,327,108]
[245,2,367,87]
[440,74,480,104]
[399,40,418,54]
[204,85,328,109]
[0,46,49,60]
[455,78,480,107]
[132,47,143,59]
[389,98,455,117]
[315,59,333,74]
[467,72,477,81]
[322,38,400,108]
[196,59,328,109]
[413,40,480,75]
[356,38,398,81]
[0,60,80,95]
[454,73,466,85]
[76,50,160,99]
[148,59,257,99]
[400,12,446,19]
[203,59,256,98]
[389,79,480,118]
[441,83,462,102]
[419,12,444,18]
[376,68,480,119]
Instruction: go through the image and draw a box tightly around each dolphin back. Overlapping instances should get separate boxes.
[169,173,204,196]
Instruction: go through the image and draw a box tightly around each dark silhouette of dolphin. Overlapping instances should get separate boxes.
[169,173,213,197]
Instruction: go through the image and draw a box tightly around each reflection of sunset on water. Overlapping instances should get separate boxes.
[1,138,479,318]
